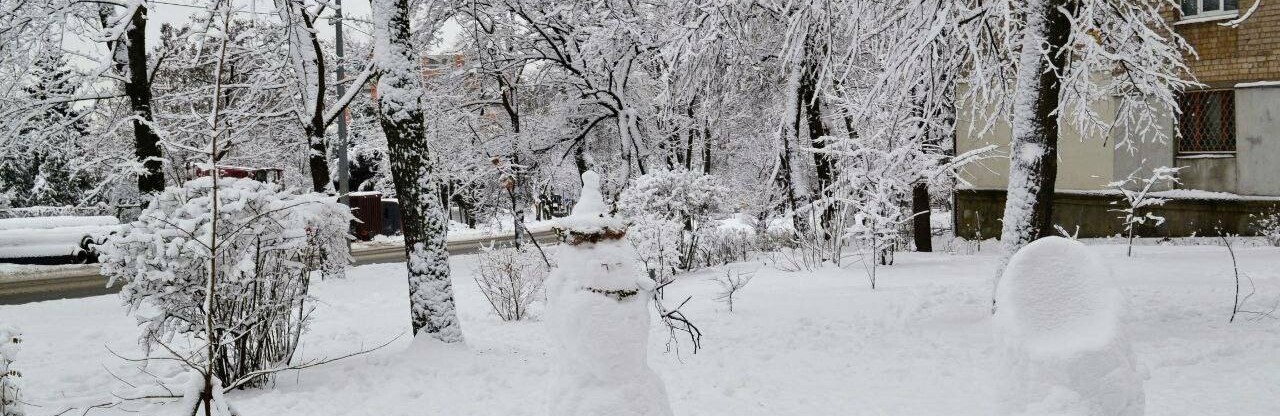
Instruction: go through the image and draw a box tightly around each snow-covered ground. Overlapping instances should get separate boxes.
[2,243,1278,415]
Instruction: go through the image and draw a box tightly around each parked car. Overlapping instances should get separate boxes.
[0,216,120,265]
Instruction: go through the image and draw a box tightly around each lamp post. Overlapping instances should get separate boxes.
[333,0,351,206]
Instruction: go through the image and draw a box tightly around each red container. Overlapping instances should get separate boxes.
[348,191,383,241]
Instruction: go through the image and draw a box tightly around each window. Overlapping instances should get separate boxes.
[1177,90,1235,154]
[1181,0,1239,18]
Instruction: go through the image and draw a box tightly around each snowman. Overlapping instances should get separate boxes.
[546,171,674,416]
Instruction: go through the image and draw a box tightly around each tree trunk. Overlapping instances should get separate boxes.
[775,125,802,231]
[372,0,462,342]
[295,4,331,193]
[701,121,712,174]
[799,36,834,235]
[123,6,164,194]
[999,0,1070,264]
[778,61,806,233]
[912,182,932,252]
[306,127,330,193]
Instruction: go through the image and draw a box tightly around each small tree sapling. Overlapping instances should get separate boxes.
[1107,166,1181,256]
[714,270,755,312]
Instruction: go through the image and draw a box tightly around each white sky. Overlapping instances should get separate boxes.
[65,1,461,65]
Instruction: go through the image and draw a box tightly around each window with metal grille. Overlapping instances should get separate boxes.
[1177,90,1235,154]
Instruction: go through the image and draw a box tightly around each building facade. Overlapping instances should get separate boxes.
[955,0,1280,238]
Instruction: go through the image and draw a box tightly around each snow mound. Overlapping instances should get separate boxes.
[994,237,1143,416]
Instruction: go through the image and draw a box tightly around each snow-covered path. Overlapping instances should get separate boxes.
[2,244,1278,415]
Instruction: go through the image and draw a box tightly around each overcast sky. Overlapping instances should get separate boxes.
[65,1,462,64]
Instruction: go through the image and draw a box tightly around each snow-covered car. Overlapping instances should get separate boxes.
[0,216,121,265]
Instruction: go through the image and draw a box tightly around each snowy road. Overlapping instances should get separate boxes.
[0,229,559,305]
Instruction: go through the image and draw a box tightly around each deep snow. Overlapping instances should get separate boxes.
[2,243,1279,415]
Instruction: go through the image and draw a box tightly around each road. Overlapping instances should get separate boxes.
[0,230,559,305]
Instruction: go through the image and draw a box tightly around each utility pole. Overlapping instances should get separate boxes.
[333,0,351,206]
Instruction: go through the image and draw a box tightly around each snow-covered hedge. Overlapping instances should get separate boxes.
[0,325,20,416]
[98,177,352,389]
[696,215,758,267]
[994,237,1143,416]
[618,169,728,272]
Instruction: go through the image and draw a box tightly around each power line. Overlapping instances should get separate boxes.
[149,0,276,16]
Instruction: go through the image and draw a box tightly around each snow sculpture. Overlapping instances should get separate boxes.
[993,237,1143,416]
[547,171,674,416]
[0,325,21,416]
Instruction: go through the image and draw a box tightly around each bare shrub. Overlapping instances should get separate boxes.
[473,246,551,321]
[714,270,755,312]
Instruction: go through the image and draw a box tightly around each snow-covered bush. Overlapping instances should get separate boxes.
[626,214,683,285]
[472,246,550,321]
[98,177,352,390]
[994,237,1143,416]
[1249,211,1280,247]
[548,171,674,416]
[696,216,757,267]
[618,169,728,270]
[0,325,20,416]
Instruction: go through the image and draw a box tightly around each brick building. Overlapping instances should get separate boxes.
[953,1,1280,239]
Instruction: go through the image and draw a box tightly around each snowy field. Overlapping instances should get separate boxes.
[3,243,1279,415]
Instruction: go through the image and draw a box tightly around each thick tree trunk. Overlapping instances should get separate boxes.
[306,127,330,193]
[912,182,932,252]
[999,0,1070,264]
[123,6,164,194]
[373,0,462,342]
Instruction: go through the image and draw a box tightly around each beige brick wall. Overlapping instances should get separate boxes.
[1170,0,1280,86]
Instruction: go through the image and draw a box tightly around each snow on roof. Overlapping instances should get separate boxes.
[1236,81,1280,89]
[0,216,119,231]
